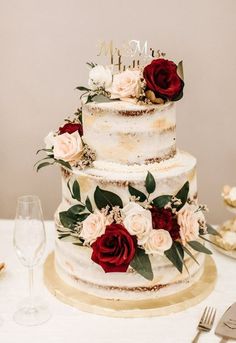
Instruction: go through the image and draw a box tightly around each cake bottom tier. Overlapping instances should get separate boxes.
[55,235,205,301]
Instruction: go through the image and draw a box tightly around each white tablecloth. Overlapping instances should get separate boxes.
[0,219,235,343]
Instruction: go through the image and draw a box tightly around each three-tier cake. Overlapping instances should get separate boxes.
[37,49,216,304]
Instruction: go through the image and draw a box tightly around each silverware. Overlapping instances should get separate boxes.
[192,306,216,343]
[215,303,236,342]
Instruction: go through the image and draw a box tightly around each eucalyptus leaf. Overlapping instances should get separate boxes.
[177,60,184,81]
[188,241,212,255]
[68,204,85,214]
[59,211,78,229]
[145,171,156,194]
[36,148,53,155]
[130,248,153,281]
[152,195,172,208]
[72,180,81,201]
[174,241,184,261]
[92,94,113,103]
[36,161,54,172]
[128,185,147,202]
[206,223,222,237]
[56,159,72,170]
[73,242,84,246]
[85,196,93,212]
[76,86,90,91]
[76,213,90,222]
[164,244,183,273]
[174,181,189,210]
[182,246,199,265]
[94,186,123,209]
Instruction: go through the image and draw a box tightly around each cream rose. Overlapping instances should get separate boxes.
[144,229,172,255]
[109,70,141,100]
[53,131,83,164]
[80,210,110,244]
[88,65,112,90]
[177,207,199,245]
[122,202,152,245]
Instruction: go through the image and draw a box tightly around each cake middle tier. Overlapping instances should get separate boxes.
[82,100,176,165]
[60,151,197,210]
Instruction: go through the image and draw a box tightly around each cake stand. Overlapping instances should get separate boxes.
[44,253,217,318]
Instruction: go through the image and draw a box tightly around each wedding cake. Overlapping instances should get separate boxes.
[37,43,216,302]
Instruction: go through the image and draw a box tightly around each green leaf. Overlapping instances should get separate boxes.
[56,159,72,170]
[59,211,78,229]
[85,196,93,212]
[174,241,184,261]
[68,204,85,214]
[128,185,147,202]
[73,242,84,246]
[177,60,184,81]
[58,233,71,240]
[145,171,156,194]
[174,181,189,210]
[76,212,90,222]
[72,180,81,201]
[34,156,53,167]
[36,148,53,155]
[36,161,54,172]
[92,94,113,103]
[206,223,222,237]
[76,86,90,91]
[183,246,199,265]
[152,195,172,208]
[188,241,212,255]
[85,94,96,104]
[94,186,123,209]
[67,179,73,198]
[164,243,183,273]
[130,248,153,281]
[199,235,222,249]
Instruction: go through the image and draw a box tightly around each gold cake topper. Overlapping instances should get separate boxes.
[97,40,166,71]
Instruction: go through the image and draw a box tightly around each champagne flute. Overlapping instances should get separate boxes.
[13,195,51,325]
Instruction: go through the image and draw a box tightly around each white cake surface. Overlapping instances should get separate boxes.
[83,100,176,165]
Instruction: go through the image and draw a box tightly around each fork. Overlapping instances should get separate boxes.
[192,306,217,343]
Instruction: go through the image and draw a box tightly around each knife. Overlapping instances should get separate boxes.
[215,303,236,342]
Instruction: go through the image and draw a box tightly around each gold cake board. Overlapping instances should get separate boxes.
[44,253,217,318]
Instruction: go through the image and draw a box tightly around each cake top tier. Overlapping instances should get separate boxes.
[36,56,184,172]
[83,100,176,165]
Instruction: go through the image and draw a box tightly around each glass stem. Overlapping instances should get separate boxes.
[28,267,34,309]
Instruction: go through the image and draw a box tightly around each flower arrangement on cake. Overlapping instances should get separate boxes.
[56,173,218,280]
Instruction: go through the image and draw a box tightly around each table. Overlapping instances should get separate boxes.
[0,219,235,343]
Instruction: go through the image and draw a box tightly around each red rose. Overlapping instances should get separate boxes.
[143,59,184,101]
[59,122,83,136]
[91,223,137,273]
[150,206,180,240]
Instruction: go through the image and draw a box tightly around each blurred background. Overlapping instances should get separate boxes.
[1,0,235,223]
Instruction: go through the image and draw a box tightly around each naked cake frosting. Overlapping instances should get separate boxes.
[37,41,217,302]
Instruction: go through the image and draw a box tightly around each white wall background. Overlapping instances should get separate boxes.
[1,0,236,224]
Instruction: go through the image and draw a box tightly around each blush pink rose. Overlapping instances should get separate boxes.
[53,131,83,164]
[177,208,199,245]
[109,70,141,100]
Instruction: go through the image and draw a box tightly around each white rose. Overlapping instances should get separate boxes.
[44,131,55,150]
[122,202,152,245]
[53,131,83,164]
[144,229,172,255]
[80,210,109,244]
[88,65,112,90]
[177,207,199,246]
[108,70,141,100]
